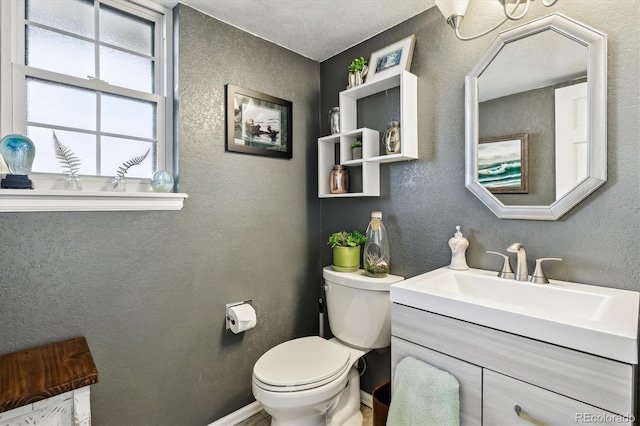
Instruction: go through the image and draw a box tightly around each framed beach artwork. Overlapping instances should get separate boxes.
[225,84,292,159]
[365,35,416,84]
[478,134,528,194]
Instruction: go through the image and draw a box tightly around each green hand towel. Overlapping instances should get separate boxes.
[387,356,460,426]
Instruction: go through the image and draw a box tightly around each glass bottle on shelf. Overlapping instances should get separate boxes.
[329,165,349,194]
[383,121,401,155]
[364,211,390,277]
[329,107,340,135]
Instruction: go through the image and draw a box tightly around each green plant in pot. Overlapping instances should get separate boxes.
[328,230,367,272]
[347,57,369,88]
[351,140,363,160]
[348,57,367,73]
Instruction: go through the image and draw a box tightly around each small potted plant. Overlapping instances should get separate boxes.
[348,57,369,88]
[351,140,363,160]
[328,230,367,272]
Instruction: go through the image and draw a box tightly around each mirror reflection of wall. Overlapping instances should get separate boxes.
[477,29,588,206]
[479,78,587,206]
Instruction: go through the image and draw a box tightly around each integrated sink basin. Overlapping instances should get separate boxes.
[390,267,639,363]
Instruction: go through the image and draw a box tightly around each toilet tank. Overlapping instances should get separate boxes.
[323,266,404,349]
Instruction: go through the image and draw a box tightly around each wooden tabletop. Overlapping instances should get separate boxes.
[0,336,99,413]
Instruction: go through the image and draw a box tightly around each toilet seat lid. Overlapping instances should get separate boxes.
[253,336,351,388]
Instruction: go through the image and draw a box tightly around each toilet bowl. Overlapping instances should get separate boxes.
[252,267,404,425]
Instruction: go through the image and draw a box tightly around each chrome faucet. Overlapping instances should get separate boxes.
[507,243,528,281]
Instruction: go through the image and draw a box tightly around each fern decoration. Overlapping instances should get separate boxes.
[53,131,82,178]
[116,148,150,178]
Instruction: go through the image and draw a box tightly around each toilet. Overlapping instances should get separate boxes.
[252,266,404,425]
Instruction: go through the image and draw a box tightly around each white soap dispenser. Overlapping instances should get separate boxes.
[448,226,469,270]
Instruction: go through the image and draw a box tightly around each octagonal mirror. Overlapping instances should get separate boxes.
[465,13,607,220]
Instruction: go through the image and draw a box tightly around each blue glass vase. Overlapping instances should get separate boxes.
[0,134,36,189]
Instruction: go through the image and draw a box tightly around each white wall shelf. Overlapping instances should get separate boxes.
[0,190,188,212]
[318,129,380,198]
[318,70,418,198]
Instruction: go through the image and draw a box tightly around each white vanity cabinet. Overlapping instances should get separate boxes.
[391,336,483,424]
[391,303,636,426]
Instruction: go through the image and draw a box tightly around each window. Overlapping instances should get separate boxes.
[1,0,173,192]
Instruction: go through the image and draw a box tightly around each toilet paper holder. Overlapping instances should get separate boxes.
[225,299,253,331]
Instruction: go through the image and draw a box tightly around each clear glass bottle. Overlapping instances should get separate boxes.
[383,121,401,155]
[329,107,340,135]
[364,211,390,277]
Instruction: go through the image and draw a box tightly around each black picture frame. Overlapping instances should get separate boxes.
[225,84,292,159]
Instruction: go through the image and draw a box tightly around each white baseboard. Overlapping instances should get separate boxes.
[210,391,373,425]
[360,390,373,408]
[209,400,263,426]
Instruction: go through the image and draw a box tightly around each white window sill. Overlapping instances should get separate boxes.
[0,189,188,212]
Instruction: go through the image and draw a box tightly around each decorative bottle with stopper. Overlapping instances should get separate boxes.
[448,226,469,270]
[364,211,390,277]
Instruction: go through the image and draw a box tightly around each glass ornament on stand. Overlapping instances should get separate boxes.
[150,170,174,193]
[0,134,36,189]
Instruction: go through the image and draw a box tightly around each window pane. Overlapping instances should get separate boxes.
[26,78,96,131]
[100,4,154,56]
[100,46,153,93]
[27,126,97,175]
[26,26,95,79]
[101,137,155,178]
[102,94,156,139]
[26,0,94,39]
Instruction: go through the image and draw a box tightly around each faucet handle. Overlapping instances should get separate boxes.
[486,251,515,279]
[529,258,563,284]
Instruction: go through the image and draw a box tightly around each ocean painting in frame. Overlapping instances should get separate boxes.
[478,134,528,194]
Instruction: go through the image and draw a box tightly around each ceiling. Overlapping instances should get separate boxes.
[149,0,435,61]
[479,29,588,101]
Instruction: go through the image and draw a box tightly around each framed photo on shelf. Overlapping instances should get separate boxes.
[225,84,292,159]
[478,133,528,194]
[365,34,416,84]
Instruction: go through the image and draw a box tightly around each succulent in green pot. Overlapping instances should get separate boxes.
[328,230,367,272]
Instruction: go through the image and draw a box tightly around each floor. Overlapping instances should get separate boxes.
[235,404,373,426]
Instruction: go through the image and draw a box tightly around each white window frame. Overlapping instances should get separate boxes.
[0,0,186,211]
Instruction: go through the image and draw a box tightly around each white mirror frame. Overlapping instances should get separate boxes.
[465,14,607,220]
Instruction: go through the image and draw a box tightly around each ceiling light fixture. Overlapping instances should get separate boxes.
[434,0,559,41]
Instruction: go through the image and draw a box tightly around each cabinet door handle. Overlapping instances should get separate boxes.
[514,405,550,426]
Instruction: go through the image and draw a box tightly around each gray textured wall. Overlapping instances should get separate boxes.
[320,0,639,391]
[0,5,320,424]
[0,0,638,421]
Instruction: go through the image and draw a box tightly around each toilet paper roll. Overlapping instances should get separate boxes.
[228,303,257,334]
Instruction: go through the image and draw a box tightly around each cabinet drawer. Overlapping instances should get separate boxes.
[483,370,634,426]
[391,336,482,425]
